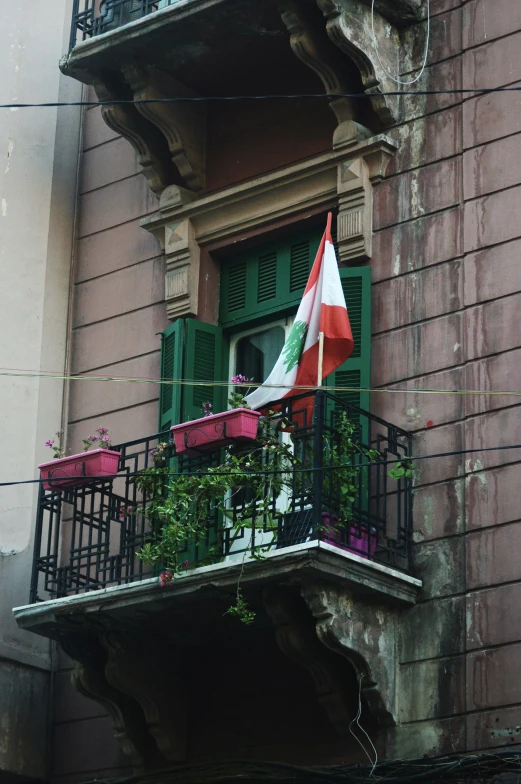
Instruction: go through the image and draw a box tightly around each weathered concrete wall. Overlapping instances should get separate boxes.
[371,0,521,757]
[50,0,521,777]
[0,0,82,779]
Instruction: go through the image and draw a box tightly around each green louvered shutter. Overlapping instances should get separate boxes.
[159,320,183,432]
[182,320,225,422]
[220,230,322,328]
[325,266,371,413]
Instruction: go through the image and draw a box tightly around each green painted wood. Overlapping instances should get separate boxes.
[159,319,184,432]
[325,266,371,414]
[183,319,225,421]
[219,229,322,328]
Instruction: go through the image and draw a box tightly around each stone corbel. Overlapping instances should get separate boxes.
[89,75,176,196]
[59,629,158,770]
[302,583,399,726]
[100,631,187,763]
[279,0,371,142]
[263,588,357,734]
[335,138,395,262]
[123,63,206,193]
[317,0,403,125]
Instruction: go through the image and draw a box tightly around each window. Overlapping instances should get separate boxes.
[159,230,372,430]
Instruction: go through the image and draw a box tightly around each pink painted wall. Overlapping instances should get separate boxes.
[370,0,521,754]
[53,0,521,779]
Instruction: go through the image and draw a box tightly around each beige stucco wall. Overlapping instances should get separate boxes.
[0,0,82,778]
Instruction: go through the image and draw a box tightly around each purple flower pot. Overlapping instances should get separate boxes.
[38,448,120,491]
[321,513,377,559]
[171,408,262,456]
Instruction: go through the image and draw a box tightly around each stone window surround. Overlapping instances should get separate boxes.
[140,131,397,320]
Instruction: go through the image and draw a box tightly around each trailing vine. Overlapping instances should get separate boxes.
[134,408,407,625]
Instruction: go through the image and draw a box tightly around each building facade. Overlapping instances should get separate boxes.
[3,0,521,782]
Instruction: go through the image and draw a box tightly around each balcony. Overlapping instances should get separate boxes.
[69,0,181,51]
[15,391,421,763]
[29,391,413,605]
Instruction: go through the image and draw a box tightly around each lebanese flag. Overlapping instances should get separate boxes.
[244,213,354,411]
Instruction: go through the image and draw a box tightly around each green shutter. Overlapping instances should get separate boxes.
[159,320,183,432]
[220,229,322,328]
[182,320,225,422]
[325,266,371,413]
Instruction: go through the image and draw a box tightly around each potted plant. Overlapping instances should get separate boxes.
[319,412,380,558]
[170,375,261,456]
[39,427,120,490]
[136,410,299,623]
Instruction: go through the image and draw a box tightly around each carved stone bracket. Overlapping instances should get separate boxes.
[123,64,206,193]
[59,628,159,770]
[89,75,175,196]
[279,0,370,140]
[317,0,404,125]
[302,583,400,726]
[101,631,187,763]
[264,588,357,734]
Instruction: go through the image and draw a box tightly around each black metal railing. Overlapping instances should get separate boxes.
[29,391,413,603]
[69,0,182,51]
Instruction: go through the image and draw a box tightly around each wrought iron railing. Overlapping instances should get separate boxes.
[69,0,182,51]
[30,391,413,603]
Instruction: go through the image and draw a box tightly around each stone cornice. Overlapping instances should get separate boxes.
[140,135,397,246]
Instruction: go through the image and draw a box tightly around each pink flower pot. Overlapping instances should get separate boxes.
[321,513,377,559]
[38,448,121,491]
[171,408,262,456]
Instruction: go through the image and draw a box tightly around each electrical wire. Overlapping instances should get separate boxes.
[348,675,378,773]
[3,367,521,399]
[2,86,521,109]
[2,441,521,487]
[75,751,521,784]
[371,0,430,86]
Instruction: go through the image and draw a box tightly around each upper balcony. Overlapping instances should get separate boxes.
[62,0,426,204]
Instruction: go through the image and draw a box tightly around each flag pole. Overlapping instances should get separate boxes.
[317,331,325,386]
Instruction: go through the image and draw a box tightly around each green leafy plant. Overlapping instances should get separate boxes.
[134,408,412,624]
[323,412,381,526]
[135,413,300,623]
[44,426,112,459]
[388,458,414,481]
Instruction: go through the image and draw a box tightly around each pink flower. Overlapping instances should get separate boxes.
[45,439,55,448]
[231,374,248,384]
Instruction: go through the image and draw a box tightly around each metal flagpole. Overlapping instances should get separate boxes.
[317,331,325,386]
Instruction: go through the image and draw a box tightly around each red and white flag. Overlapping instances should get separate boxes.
[245,213,354,410]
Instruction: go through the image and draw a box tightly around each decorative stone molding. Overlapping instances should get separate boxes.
[263,587,355,734]
[279,0,370,139]
[302,583,400,726]
[122,64,206,193]
[142,136,396,313]
[59,629,154,769]
[317,0,403,125]
[88,75,175,196]
[101,631,187,763]
[336,157,373,262]
[160,210,200,319]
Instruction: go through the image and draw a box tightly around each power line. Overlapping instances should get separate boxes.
[2,367,521,399]
[1,441,521,487]
[2,87,521,109]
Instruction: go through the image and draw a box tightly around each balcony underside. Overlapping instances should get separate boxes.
[62,0,426,197]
